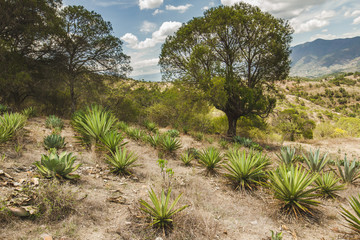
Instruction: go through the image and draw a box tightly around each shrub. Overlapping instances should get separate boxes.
[159,135,182,153]
[34,150,81,179]
[233,136,253,147]
[0,112,27,143]
[43,134,66,150]
[139,187,188,229]
[340,194,360,234]
[72,105,117,146]
[21,107,36,118]
[144,121,158,133]
[268,164,320,217]
[315,172,345,198]
[191,131,204,141]
[337,155,360,184]
[224,149,269,190]
[167,129,180,138]
[198,147,222,174]
[118,121,129,131]
[45,115,64,130]
[0,104,8,114]
[99,130,127,153]
[302,149,329,172]
[180,152,194,166]
[145,133,161,148]
[105,147,138,175]
[126,127,146,141]
[276,147,297,167]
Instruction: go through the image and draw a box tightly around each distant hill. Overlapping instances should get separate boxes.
[290,36,360,77]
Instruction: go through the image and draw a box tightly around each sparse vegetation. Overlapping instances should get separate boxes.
[276,147,297,167]
[0,112,27,143]
[180,152,194,166]
[99,130,127,153]
[159,135,182,153]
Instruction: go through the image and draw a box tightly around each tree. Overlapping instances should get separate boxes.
[55,5,132,112]
[159,3,293,136]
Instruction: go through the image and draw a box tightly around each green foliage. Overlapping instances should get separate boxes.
[159,135,182,153]
[268,164,320,217]
[314,172,345,198]
[0,104,8,114]
[34,151,82,179]
[139,187,188,228]
[224,149,269,190]
[275,109,316,141]
[302,149,329,172]
[99,130,127,153]
[160,3,292,135]
[340,194,360,234]
[145,133,161,148]
[0,112,27,143]
[118,121,129,131]
[105,147,138,175]
[337,155,360,184]
[71,105,118,146]
[125,127,146,141]
[270,231,283,240]
[336,117,360,137]
[45,115,64,130]
[166,129,180,138]
[43,134,66,150]
[21,107,36,118]
[219,139,229,149]
[198,147,222,174]
[276,147,297,167]
[144,120,158,133]
[233,136,263,151]
[180,152,194,166]
[191,131,204,141]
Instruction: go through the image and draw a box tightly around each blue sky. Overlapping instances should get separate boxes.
[63,0,360,81]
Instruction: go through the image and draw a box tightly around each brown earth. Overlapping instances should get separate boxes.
[0,117,359,240]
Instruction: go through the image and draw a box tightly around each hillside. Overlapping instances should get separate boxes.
[290,36,360,77]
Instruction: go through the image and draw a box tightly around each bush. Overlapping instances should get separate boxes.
[105,147,138,175]
[21,107,36,118]
[43,134,66,150]
[125,127,146,141]
[145,133,161,148]
[268,164,319,217]
[166,129,180,138]
[72,105,118,146]
[139,187,188,229]
[34,150,82,179]
[180,152,194,166]
[224,149,269,190]
[45,115,64,130]
[144,120,158,133]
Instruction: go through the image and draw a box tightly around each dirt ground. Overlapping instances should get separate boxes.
[1,117,359,240]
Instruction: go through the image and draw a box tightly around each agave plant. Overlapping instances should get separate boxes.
[166,129,180,138]
[34,151,81,179]
[302,149,329,172]
[270,231,283,240]
[45,115,64,130]
[105,147,138,175]
[198,147,222,174]
[337,155,360,184]
[180,152,194,166]
[159,135,182,153]
[139,187,188,228]
[276,147,297,167]
[233,136,253,147]
[43,134,66,150]
[145,133,161,148]
[21,107,36,118]
[340,194,360,234]
[224,149,269,190]
[314,171,345,198]
[0,104,8,114]
[99,130,127,153]
[126,127,146,141]
[118,121,129,131]
[268,164,320,217]
[0,112,27,143]
[71,105,117,146]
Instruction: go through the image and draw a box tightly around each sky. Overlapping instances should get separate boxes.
[63,0,360,81]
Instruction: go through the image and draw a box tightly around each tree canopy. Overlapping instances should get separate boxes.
[159,3,293,136]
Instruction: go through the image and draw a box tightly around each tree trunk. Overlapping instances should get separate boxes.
[226,113,238,137]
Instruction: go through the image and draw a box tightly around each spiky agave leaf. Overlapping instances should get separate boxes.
[99,130,127,153]
[139,187,188,228]
[105,147,138,175]
[224,149,269,190]
[45,115,64,130]
[180,151,194,166]
[145,133,161,148]
[34,151,81,179]
[337,155,360,184]
[276,147,297,167]
[43,134,66,150]
[302,149,329,172]
[315,171,345,198]
[198,147,222,173]
[340,194,360,233]
[268,164,320,217]
[159,135,182,153]
[0,113,27,143]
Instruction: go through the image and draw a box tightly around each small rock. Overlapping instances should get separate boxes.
[8,207,30,217]
[155,237,163,240]
[125,221,132,225]
[250,220,258,225]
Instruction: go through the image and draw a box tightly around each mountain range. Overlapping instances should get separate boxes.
[290,36,360,77]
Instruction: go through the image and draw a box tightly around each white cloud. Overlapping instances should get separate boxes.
[131,58,159,69]
[140,21,157,33]
[165,4,193,13]
[292,19,329,33]
[152,9,164,15]
[346,10,360,17]
[121,21,182,49]
[202,1,215,11]
[353,16,360,25]
[310,30,360,41]
[139,0,163,10]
